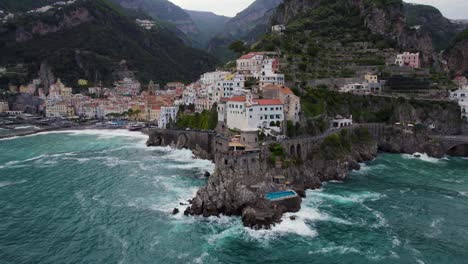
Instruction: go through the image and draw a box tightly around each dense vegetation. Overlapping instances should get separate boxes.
[174,108,218,130]
[0,0,218,88]
[317,128,373,160]
[403,3,460,51]
[256,0,395,82]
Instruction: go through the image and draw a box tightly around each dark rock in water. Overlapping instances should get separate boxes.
[183,206,191,216]
[241,197,302,228]
[204,171,211,178]
[180,202,188,206]
[187,199,192,204]
[172,208,179,215]
[290,215,297,221]
[349,160,361,171]
[295,189,306,198]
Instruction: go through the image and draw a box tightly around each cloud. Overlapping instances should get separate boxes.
[169,0,255,17]
[170,0,468,20]
[403,0,468,19]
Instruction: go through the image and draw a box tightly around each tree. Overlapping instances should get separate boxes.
[229,40,247,54]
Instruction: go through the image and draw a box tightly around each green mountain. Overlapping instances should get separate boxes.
[403,3,461,51]
[185,10,230,49]
[445,29,468,77]
[208,0,283,62]
[252,0,436,85]
[0,0,218,89]
[109,0,197,34]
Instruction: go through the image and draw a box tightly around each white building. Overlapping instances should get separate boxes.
[332,115,353,128]
[226,95,284,132]
[237,52,266,75]
[449,86,468,120]
[272,25,286,33]
[216,74,246,98]
[200,71,231,85]
[259,72,285,89]
[158,106,178,129]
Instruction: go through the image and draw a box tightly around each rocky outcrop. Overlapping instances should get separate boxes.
[377,126,445,158]
[403,3,461,51]
[111,0,198,35]
[445,30,468,77]
[16,7,93,42]
[146,129,216,160]
[187,127,378,229]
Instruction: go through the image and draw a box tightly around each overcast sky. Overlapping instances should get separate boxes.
[169,0,468,19]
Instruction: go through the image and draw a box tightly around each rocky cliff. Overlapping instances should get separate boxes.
[445,30,468,77]
[111,0,198,35]
[403,3,461,51]
[187,127,378,229]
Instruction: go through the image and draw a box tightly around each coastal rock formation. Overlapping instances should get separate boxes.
[146,129,216,160]
[187,127,378,228]
[377,126,446,158]
[445,30,468,77]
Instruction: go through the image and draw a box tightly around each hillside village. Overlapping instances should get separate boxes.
[1,43,468,141]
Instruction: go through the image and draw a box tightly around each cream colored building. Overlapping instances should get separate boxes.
[46,101,67,117]
[0,101,9,113]
[365,74,378,84]
[262,85,301,123]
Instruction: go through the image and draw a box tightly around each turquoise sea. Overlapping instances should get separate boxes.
[1,130,467,264]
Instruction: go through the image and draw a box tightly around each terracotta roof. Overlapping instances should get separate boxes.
[228,96,246,102]
[254,99,282,105]
[281,87,294,95]
[238,52,264,60]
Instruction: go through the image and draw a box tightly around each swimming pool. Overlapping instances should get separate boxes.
[265,190,298,201]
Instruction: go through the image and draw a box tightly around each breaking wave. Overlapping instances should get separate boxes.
[402,153,442,163]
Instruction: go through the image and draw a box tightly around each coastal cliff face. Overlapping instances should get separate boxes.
[146,129,216,160]
[187,128,378,229]
[445,30,468,77]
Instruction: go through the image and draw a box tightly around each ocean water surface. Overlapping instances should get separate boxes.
[1,130,467,264]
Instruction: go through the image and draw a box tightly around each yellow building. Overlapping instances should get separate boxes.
[365,74,379,84]
[66,105,75,117]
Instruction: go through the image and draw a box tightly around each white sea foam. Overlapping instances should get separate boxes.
[308,245,360,255]
[0,179,27,188]
[362,204,388,228]
[193,252,209,264]
[307,191,385,204]
[458,191,468,197]
[441,178,464,184]
[402,153,441,163]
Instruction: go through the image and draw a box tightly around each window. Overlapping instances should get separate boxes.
[270,115,274,119]
[271,107,274,111]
